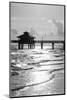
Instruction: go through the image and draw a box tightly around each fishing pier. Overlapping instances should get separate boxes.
[11,31,65,50]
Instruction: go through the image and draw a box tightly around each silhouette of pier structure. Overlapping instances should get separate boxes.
[11,31,65,50]
[16,31,35,49]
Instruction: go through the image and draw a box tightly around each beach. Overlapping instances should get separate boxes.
[10,44,64,97]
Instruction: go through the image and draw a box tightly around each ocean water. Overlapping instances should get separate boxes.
[10,44,64,97]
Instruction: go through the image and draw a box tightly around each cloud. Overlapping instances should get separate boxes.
[11,18,64,40]
[52,19,64,36]
[11,29,18,34]
[11,29,18,40]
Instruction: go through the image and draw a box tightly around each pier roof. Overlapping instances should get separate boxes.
[17,31,35,39]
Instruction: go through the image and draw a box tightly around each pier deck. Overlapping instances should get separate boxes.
[11,40,65,50]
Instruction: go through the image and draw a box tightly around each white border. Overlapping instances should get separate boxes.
[0,0,67,100]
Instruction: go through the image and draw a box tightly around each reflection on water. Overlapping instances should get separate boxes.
[10,44,64,97]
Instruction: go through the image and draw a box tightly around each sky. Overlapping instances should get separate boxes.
[11,3,64,40]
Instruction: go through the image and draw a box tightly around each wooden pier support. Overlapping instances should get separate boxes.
[63,42,65,50]
[52,42,54,49]
[18,43,24,49]
[28,44,29,49]
[30,44,31,49]
[41,41,43,49]
[21,44,24,49]
[18,43,20,49]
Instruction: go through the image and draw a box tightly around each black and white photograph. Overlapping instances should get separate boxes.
[9,2,65,97]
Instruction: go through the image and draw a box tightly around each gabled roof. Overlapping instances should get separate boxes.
[17,31,35,39]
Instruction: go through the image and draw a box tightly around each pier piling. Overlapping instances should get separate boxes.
[52,42,54,49]
[41,41,43,49]
[18,43,20,49]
